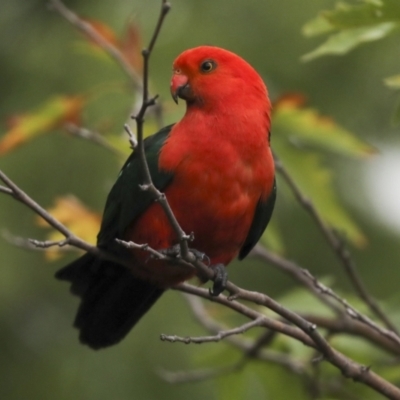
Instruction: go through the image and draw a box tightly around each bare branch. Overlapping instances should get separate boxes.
[0,185,13,195]
[115,238,197,275]
[253,245,400,350]
[2,230,72,254]
[29,238,69,248]
[302,269,400,347]
[2,169,400,397]
[275,156,399,336]
[161,317,265,344]
[183,294,308,374]
[0,169,131,269]
[174,284,400,399]
[159,295,307,384]
[48,0,142,91]
[130,0,193,261]
[0,2,398,397]
[64,123,123,156]
[305,315,400,357]
[123,124,138,149]
[251,244,342,315]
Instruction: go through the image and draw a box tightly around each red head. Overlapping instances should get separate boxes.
[170,46,270,113]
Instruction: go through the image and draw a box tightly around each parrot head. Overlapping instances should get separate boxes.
[170,46,269,111]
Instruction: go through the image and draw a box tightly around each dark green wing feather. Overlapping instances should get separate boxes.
[238,177,277,260]
[97,124,174,246]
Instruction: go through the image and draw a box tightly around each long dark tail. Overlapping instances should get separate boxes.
[55,253,164,350]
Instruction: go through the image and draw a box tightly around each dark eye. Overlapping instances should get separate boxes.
[200,60,217,73]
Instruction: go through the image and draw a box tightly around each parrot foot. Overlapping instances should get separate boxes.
[159,244,209,264]
[158,245,226,295]
[209,263,228,297]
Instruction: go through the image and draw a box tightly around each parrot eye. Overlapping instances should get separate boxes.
[200,60,217,73]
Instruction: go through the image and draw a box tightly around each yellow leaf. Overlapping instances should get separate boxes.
[385,74,400,89]
[37,195,101,260]
[82,19,119,47]
[120,20,143,73]
[274,137,367,247]
[0,96,84,154]
[77,18,143,74]
[273,95,376,157]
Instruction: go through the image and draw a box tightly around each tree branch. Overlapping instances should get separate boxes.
[0,2,399,398]
[64,123,123,156]
[129,0,193,261]
[161,317,265,344]
[0,169,131,269]
[251,244,343,315]
[49,0,143,91]
[252,245,400,350]
[174,284,400,399]
[275,156,400,336]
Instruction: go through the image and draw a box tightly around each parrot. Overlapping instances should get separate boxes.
[56,46,276,349]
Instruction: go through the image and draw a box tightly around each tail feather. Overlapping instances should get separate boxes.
[56,253,164,350]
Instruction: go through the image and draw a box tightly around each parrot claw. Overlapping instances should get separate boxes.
[209,263,228,297]
[189,249,210,264]
[158,244,209,264]
[158,244,181,258]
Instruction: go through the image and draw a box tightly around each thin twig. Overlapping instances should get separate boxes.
[0,186,13,195]
[0,2,399,397]
[251,244,342,315]
[49,0,142,91]
[64,123,123,156]
[0,169,130,269]
[2,230,73,253]
[161,317,265,344]
[253,245,400,350]
[123,124,138,149]
[175,283,400,399]
[1,165,400,397]
[183,294,307,374]
[159,294,307,385]
[304,315,400,356]
[302,269,400,347]
[275,156,400,336]
[130,0,192,260]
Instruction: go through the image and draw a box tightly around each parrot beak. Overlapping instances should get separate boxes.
[170,73,194,104]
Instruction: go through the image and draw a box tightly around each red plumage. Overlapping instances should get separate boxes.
[126,46,274,287]
[56,46,275,348]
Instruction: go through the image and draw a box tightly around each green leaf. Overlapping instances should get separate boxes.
[272,99,369,246]
[384,74,400,89]
[302,14,335,37]
[273,98,376,158]
[0,96,84,155]
[325,0,400,29]
[302,22,397,61]
[275,139,366,246]
[275,284,336,317]
[302,0,400,60]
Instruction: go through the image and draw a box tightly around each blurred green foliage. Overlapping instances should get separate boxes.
[1,0,400,399]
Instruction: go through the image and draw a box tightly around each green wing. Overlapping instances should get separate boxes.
[97,124,174,246]
[238,177,277,260]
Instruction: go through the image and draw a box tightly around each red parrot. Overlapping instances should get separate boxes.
[56,46,276,349]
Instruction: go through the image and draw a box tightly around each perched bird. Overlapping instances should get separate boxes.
[56,46,276,349]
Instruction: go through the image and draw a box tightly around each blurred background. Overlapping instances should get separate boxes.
[0,0,399,399]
